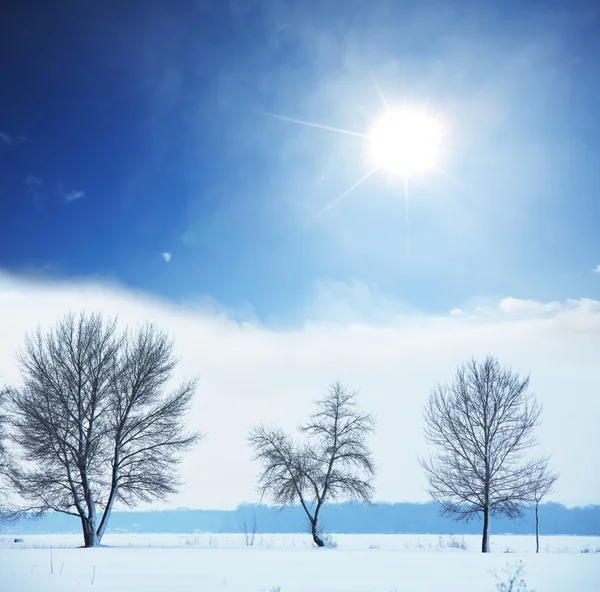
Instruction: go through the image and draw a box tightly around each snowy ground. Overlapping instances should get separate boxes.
[1,533,599,592]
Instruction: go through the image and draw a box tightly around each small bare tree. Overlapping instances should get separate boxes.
[528,460,558,553]
[249,381,375,547]
[6,312,201,547]
[239,509,257,546]
[420,355,550,553]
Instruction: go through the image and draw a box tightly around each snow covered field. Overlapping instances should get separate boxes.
[1,533,599,592]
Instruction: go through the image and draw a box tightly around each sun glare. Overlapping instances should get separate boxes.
[368,107,443,177]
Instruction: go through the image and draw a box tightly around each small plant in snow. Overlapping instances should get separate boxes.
[438,534,468,550]
[580,544,600,553]
[182,534,198,546]
[556,546,568,553]
[493,561,537,592]
[321,532,338,548]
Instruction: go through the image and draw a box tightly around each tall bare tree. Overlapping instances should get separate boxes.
[420,355,550,553]
[249,381,375,547]
[0,386,10,519]
[0,387,7,477]
[6,312,201,547]
[529,460,558,553]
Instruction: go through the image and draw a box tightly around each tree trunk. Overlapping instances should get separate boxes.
[96,463,119,542]
[81,516,100,547]
[96,501,114,543]
[81,467,101,547]
[481,506,490,553]
[311,519,325,547]
[535,502,540,553]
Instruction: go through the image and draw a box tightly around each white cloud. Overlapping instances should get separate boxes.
[499,296,561,315]
[65,190,84,202]
[24,173,42,190]
[308,280,411,323]
[450,308,463,316]
[0,273,598,510]
[594,265,600,274]
[0,132,11,146]
[162,252,173,263]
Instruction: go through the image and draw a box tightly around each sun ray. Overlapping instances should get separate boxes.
[433,164,466,189]
[312,166,379,222]
[258,98,448,242]
[370,75,390,110]
[255,110,367,139]
[404,175,410,258]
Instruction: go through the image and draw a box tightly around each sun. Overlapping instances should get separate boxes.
[368,107,443,177]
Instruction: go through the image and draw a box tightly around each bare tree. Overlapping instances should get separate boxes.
[6,312,201,547]
[0,386,10,521]
[420,355,550,553]
[249,381,375,547]
[528,460,558,553]
[0,387,7,479]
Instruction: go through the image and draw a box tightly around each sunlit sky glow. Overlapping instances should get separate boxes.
[261,102,447,227]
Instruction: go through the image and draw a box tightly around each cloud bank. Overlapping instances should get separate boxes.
[0,272,598,510]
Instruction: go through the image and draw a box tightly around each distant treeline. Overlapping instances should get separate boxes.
[4,502,599,536]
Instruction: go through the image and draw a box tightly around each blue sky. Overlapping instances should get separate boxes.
[2,0,599,321]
